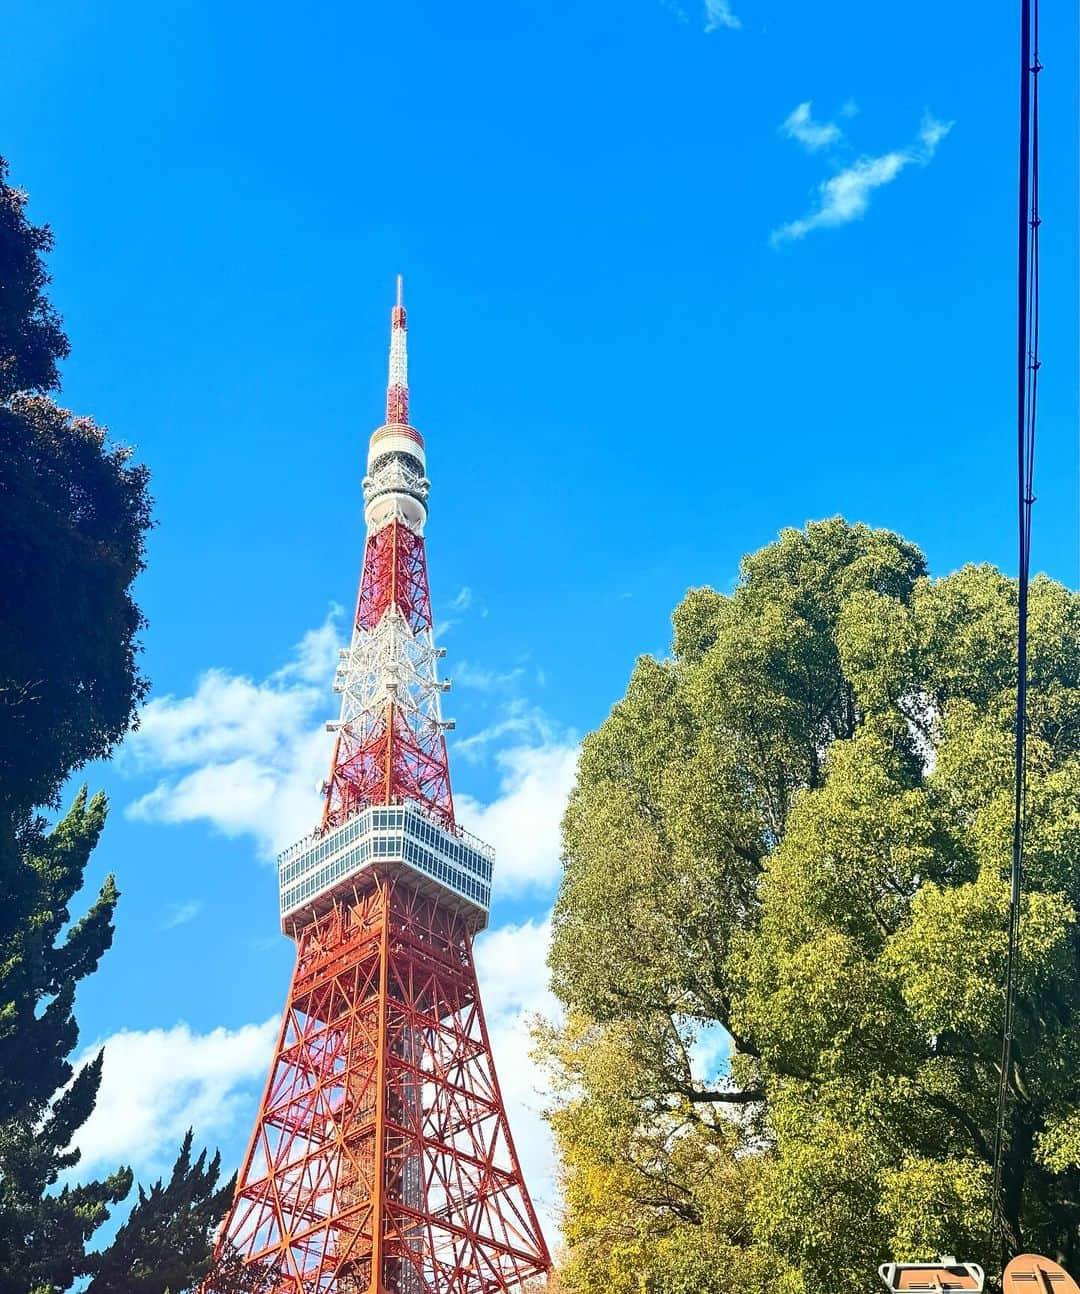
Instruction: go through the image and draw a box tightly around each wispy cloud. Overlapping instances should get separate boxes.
[474,914,560,1236]
[161,900,202,930]
[70,1019,279,1177]
[124,614,575,898]
[916,113,952,154]
[456,741,578,894]
[773,152,908,243]
[436,586,477,639]
[451,697,561,762]
[452,660,526,693]
[704,0,740,30]
[780,101,844,152]
[123,614,341,859]
[772,110,953,245]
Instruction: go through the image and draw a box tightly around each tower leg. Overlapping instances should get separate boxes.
[205,876,550,1294]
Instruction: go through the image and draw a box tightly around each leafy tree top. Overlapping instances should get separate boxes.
[543,519,1080,1294]
[0,396,152,812]
[0,150,223,1294]
[0,156,69,399]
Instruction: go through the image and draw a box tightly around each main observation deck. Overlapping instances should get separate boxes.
[278,805,493,935]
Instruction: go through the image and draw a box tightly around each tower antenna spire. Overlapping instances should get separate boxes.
[386,275,409,425]
[205,285,550,1294]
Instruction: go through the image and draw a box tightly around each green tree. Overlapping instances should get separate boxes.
[0,395,151,817]
[87,1132,232,1294]
[0,790,131,1290]
[0,152,231,1291]
[541,520,1080,1294]
[0,155,68,400]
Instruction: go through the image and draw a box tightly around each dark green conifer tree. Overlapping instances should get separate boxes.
[0,152,232,1292]
[86,1132,233,1294]
[0,790,131,1291]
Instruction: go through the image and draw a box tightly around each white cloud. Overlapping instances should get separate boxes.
[124,615,340,859]
[70,1018,279,1176]
[457,742,578,895]
[128,671,315,770]
[917,112,952,153]
[67,922,563,1236]
[476,915,557,1022]
[438,588,479,638]
[452,660,526,693]
[451,698,562,763]
[773,151,908,243]
[161,900,202,930]
[279,615,344,685]
[704,0,740,30]
[781,101,843,152]
[772,110,953,245]
[474,914,560,1239]
[123,614,578,900]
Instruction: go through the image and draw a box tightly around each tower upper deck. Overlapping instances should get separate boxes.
[277,281,490,933]
[278,805,492,936]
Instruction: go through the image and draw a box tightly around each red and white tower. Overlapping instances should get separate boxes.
[207,281,551,1294]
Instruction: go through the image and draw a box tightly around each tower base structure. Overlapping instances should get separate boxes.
[206,874,550,1294]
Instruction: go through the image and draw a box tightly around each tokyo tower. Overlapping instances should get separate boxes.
[206,280,551,1294]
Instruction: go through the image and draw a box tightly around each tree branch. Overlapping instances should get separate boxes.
[670,1080,765,1105]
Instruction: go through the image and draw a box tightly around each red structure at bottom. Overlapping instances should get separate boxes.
[206,876,550,1294]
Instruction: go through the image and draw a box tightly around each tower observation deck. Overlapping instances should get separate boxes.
[278,275,491,936]
[205,282,550,1294]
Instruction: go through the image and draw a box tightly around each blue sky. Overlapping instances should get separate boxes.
[2,0,1077,1244]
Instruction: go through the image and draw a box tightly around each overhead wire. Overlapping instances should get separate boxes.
[989,0,1041,1257]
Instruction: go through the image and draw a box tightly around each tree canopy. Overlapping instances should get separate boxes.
[0,155,68,400]
[541,519,1080,1294]
[86,1131,233,1294]
[0,395,151,816]
[0,151,150,817]
[0,151,228,1292]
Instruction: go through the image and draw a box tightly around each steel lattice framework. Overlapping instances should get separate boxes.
[324,518,452,833]
[205,281,550,1294]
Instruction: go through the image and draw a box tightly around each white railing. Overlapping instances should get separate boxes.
[277,802,494,869]
[277,801,493,922]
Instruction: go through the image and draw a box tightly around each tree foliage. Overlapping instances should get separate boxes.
[86,1131,233,1294]
[0,789,228,1294]
[0,155,68,400]
[541,519,1080,1294]
[0,394,151,815]
[0,152,229,1291]
[0,151,150,817]
[0,789,117,1124]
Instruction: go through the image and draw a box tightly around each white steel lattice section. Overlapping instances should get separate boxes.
[330,605,448,737]
[388,322,408,392]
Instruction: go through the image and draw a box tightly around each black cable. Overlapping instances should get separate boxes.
[989,0,1041,1257]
